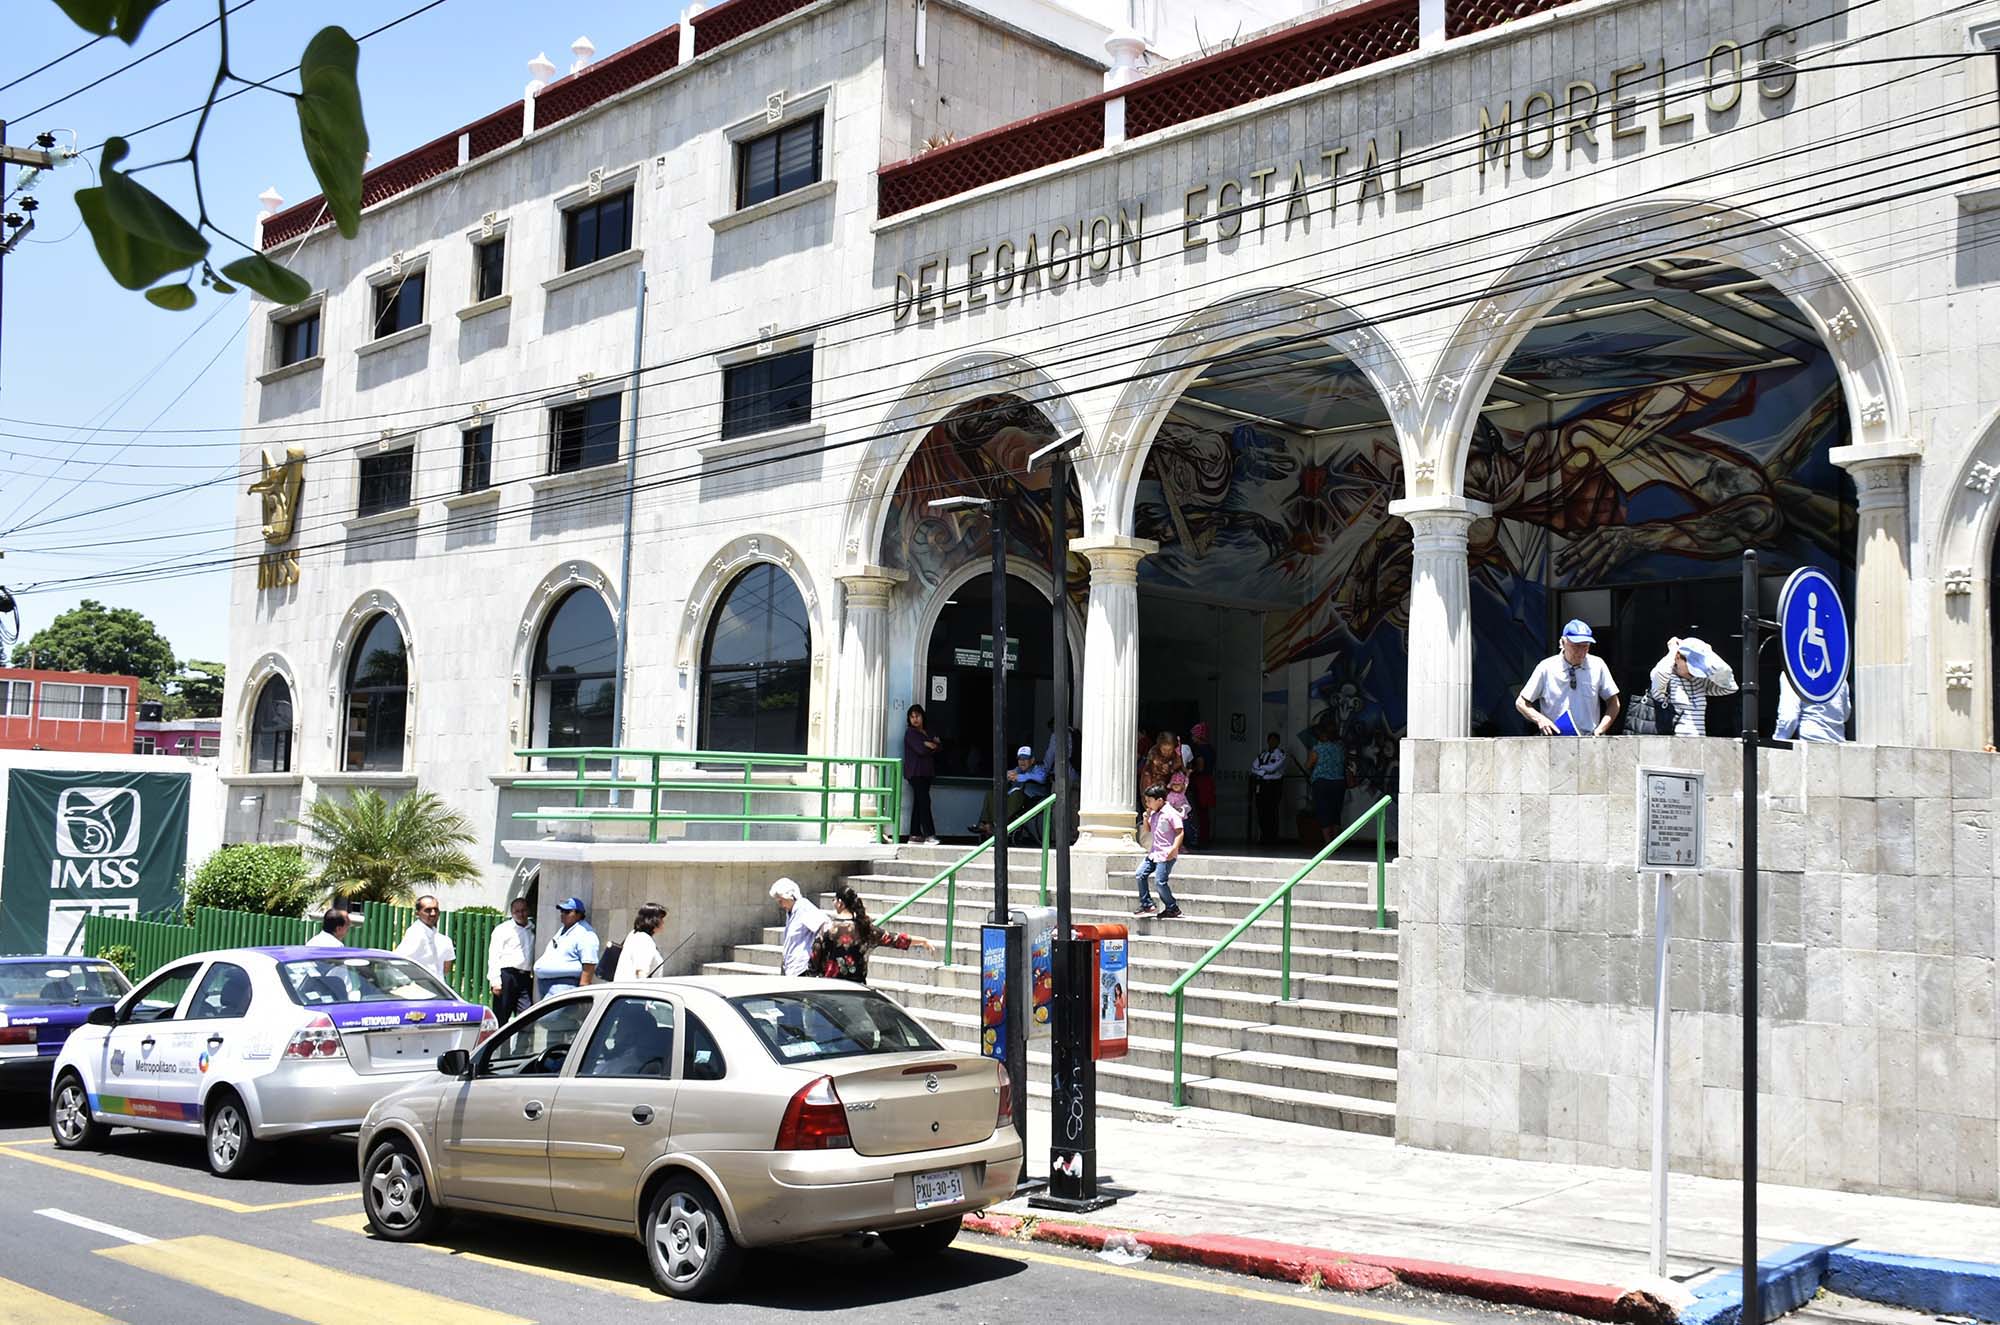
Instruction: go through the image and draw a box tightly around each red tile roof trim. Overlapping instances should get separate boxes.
[876,0,1421,221]
[1445,0,1570,40]
[694,0,821,54]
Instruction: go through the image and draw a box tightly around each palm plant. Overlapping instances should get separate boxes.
[294,789,479,905]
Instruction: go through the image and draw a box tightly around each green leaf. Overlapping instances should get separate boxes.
[50,0,168,44]
[209,277,237,295]
[296,27,369,238]
[96,138,209,265]
[76,187,200,290]
[145,283,197,310]
[221,253,312,306]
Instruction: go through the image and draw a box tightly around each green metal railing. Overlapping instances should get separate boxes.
[510,747,903,845]
[878,796,1054,965]
[1167,794,1393,1107]
[83,904,507,1004]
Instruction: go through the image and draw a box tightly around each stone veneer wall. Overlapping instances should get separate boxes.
[1394,737,1999,1205]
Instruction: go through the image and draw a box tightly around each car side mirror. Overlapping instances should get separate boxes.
[436,1048,471,1078]
[86,1005,116,1026]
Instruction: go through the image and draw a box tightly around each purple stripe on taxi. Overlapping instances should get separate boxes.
[321,1000,486,1031]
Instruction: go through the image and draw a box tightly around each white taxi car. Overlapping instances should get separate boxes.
[50,945,495,1176]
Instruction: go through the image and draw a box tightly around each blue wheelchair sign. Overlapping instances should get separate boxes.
[1777,567,1849,704]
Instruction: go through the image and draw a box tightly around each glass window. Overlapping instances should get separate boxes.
[277,312,320,367]
[250,676,292,773]
[473,236,505,302]
[357,447,415,517]
[343,613,408,772]
[4,680,30,716]
[478,997,591,1077]
[683,1011,727,1081]
[576,997,676,1079]
[562,190,632,271]
[460,425,493,493]
[190,962,254,1019]
[102,686,127,722]
[548,396,620,474]
[371,271,425,339]
[198,736,220,756]
[278,955,455,1006]
[0,960,129,1005]
[720,347,813,440]
[699,564,810,755]
[122,963,200,1024]
[39,682,80,719]
[736,114,822,209]
[532,588,617,751]
[135,735,156,755]
[731,989,941,1065]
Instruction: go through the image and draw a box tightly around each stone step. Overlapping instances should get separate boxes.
[882,847,1387,885]
[862,864,1387,901]
[828,897,1401,950]
[905,1005,1396,1102]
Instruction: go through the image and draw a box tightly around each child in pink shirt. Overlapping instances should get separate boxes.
[1134,784,1184,918]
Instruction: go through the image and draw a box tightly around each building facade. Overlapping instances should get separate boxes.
[0,669,139,756]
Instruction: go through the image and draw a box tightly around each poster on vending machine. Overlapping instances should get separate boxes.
[980,926,1007,1061]
[1098,938,1128,1045]
[1030,914,1054,1029]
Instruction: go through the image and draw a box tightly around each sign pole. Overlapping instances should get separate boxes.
[1650,867,1672,1279]
[1740,549,1761,1325]
[1638,767,1702,1282]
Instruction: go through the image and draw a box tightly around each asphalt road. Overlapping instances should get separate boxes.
[0,1091,1588,1324]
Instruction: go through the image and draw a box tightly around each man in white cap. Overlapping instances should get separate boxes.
[1649,635,1738,736]
[1517,618,1621,736]
[769,878,830,977]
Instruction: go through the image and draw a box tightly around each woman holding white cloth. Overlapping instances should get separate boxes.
[1649,636,1738,736]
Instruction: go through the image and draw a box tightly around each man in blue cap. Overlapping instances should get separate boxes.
[1516,619,1621,735]
[532,895,600,1000]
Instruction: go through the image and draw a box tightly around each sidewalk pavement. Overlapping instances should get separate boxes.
[989,1103,2000,1310]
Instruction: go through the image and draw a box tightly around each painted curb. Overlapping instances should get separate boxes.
[963,1212,1670,1320]
[1682,1243,1830,1325]
[1826,1249,2000,1323]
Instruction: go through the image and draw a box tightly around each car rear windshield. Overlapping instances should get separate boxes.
[278,956,456,1007]
[0,961,130,1005]
[731,989,942,1064]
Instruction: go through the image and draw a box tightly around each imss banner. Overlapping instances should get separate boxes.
[0,770,190,955]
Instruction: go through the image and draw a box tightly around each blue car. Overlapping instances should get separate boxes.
[0,956,133,1087]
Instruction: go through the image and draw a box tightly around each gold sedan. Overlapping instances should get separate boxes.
[355,974,1021,1300]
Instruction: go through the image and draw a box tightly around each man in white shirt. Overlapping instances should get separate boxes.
[486,896,534,1018]
[1517,619,1621,736]
[769,877,829,977]
[395,894,456,982]
[1250,733,1289,846]
[1775,672,1849,743]
[305,909,350,948]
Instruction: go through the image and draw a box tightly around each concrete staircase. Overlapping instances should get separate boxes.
[701,844,1400,1135]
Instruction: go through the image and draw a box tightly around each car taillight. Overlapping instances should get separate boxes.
[283,1012,345,1060]
[476,1009,498,1045]
[775,1075,852,1151]
[995,1061,1013,1129]
[0,1027,35,1046]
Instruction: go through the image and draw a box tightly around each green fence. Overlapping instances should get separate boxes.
[511,747,903,844]
[83,904,505,1004]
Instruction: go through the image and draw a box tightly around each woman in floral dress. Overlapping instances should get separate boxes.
[809,884,936,984]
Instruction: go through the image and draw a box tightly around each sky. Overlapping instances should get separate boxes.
[0,0,678,667]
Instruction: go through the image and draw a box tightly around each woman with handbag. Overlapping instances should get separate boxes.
[1646,636,1738,735]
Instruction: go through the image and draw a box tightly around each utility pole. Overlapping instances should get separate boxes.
[0,119,61,389]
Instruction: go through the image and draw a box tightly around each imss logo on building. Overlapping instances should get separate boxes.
[53,787,144,883]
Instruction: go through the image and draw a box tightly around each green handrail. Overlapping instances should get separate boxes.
[511,747,902,845]
[1167,794,1393,1107]
[878,796,1055,965]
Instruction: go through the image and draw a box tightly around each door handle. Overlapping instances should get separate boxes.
[631,1105,654,1125]
[207,1034,225,1045]
[523,1100,544,1120]
[139,1037,155,1050]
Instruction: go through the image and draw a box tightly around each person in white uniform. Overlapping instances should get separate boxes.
[395,895,456,981]
[305,909,350,948]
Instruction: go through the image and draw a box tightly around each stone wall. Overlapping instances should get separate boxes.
[1395,737,2000,1205]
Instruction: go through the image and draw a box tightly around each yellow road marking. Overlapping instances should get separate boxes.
[318,1213,659,1302]
[97,1235,531,1325]
[0,1144,356,1214]
[0,1274,121,1324]
[961,1242,1460,1323]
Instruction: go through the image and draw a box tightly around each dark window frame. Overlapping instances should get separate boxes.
[370,270,426,340]
[343,612,409,773]
[562,190,633,271]
[473,235,506,303]
[356,445,416,518]
[249,676,293,774]
[735,114,823,210]
[531,587,618,753]
[720,347,813,441]
[698,563,811,756]
[459,424,494,494]
[275,311,321,367]
[548,395,621,475]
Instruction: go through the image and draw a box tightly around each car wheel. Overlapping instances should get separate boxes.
[363,1139,447,1241]
[203,1090,264,1178]
[50,1072,105,1150]
[644,1177,742,1300]
[880,1215,963,1258]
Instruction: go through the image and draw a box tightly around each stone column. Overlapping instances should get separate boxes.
[1388,497,1489,739]
[832,566,906,761]
[1832,442,1921,745]
[1076,536,1157,851]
